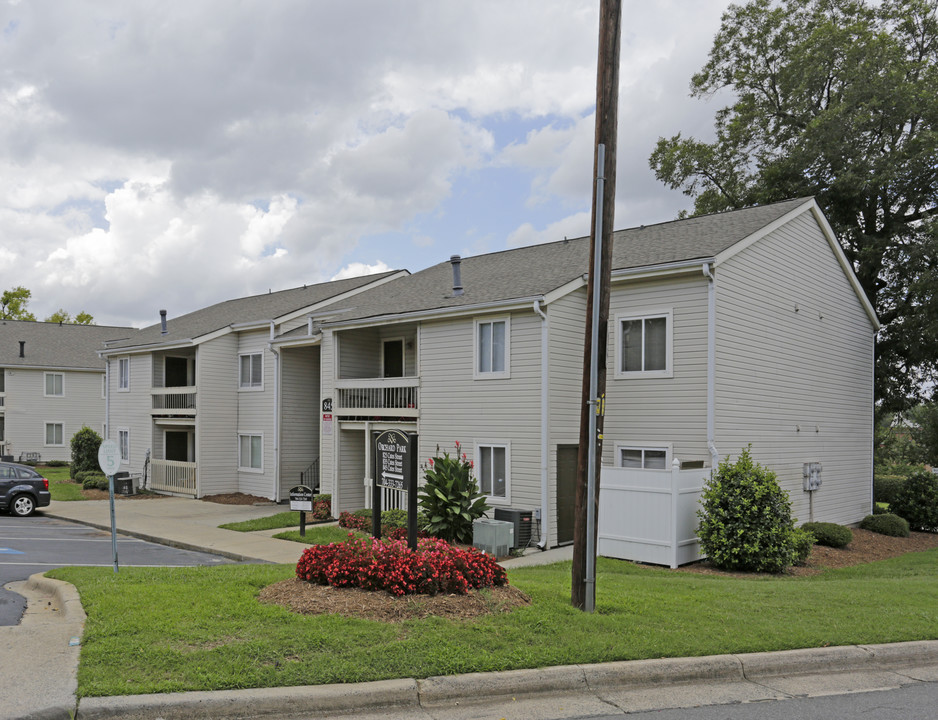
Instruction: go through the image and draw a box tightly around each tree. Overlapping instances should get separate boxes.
[45,309,95,325]
[649,0,938,415]
[70,426,103,474]
[0,286,36,321]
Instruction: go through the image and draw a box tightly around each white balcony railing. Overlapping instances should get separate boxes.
[150,459,197,496]
[151,386,197,415]
[334,377,418,417]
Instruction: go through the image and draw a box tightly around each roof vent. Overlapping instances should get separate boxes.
[160,309,168,335]
[450,255,464,296]
[18,340,25,358]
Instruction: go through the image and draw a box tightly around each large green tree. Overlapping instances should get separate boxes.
[0,286,94,324]
[649,0,938,415]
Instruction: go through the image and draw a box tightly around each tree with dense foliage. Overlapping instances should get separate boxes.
[70,426,103,475]
[45,308,95,325]
[649,0,938,415]
[0,286,36,321]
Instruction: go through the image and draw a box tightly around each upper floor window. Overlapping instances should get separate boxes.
[44,373,64,397]
[118,357,130,391]
[474,317,510,379]
[239,353,263,389]
[616,310,673,379]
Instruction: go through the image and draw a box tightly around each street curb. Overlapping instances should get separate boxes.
[25,573,87,626]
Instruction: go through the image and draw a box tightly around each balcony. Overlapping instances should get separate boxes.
[334,377,419,418]
[151,386,197,417]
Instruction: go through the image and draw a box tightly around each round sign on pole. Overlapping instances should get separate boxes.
[98,439,121,476]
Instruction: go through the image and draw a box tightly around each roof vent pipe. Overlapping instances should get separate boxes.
[450,255,464,296]
[19,341,25,358]
[160,309,168,335]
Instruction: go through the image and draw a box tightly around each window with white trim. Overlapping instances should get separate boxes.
[239,433,263,471]
[118,357,130,391]
[44,372,64,397]
[118,429,130,463]
[616,310,672,378]
[474,317,509,379]
[44,422,64,446]
[618,446,668,469]
[239,353,263,389]
[476,442,509,502]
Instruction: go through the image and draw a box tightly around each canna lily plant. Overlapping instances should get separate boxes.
[418,442,489,544]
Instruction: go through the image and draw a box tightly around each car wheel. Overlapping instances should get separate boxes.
[11,494,35,517]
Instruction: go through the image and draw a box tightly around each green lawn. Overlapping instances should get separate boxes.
[37,465,86,502]
[219,511,327,532]
[49,548,938,698]
[273,526,362,544]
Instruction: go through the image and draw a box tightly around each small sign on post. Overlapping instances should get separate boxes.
[97,439,121,573]
[372,429,418,550]
[289,485,314,536]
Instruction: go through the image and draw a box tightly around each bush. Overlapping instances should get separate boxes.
[295,535,508,596]
[791,527,815,565]
[801,522,853,549]
[70,426,102,475]
[311,494,331,521]
[873,475,905,506]
[339,508,428,536]
[889,469,938,531]
[418,442,488,544]
[697,446,802,573]
[75,470,108,490]
[859,513,910,537]
[44,460,70,468]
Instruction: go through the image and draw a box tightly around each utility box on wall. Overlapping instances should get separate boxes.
[472,518,514,557]
[803,462,822,492]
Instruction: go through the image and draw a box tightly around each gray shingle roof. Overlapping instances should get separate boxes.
[0,320,135,370]
[104,272,401,350]
[312,198,813,325]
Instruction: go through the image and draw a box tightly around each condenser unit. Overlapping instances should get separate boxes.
[494,508,533,549]
[472,518,514,557]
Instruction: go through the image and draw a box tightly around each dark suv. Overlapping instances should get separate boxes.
[0,462,51,517]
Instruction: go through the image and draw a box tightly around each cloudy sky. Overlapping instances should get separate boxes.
[0,0,734,328]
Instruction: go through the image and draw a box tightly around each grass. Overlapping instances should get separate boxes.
[219,512,327,532]
[273,526,363,544]
[48,548,938,698]
[37,465,87,502]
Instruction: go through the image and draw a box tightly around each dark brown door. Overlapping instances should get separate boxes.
[383,340,404,378]
[556,445,578,545]
[165,431,189,462]
[165,357,189,387]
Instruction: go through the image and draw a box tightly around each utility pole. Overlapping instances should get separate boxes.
[572,0,621,612]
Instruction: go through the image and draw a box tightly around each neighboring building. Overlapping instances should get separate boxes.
[98,272,405,498]
[0,320,134,462]
[272,197,878,549]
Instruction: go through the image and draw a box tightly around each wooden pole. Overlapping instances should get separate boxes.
[572,0,620,611]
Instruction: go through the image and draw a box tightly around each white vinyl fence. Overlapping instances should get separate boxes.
[598,459,708,568]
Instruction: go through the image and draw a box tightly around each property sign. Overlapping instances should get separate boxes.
[97,439,121,476]
[289,485,314,512]
[372,429,418,549]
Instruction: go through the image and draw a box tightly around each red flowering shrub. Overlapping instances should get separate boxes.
[295,535,507,596]
[311,494,331,521]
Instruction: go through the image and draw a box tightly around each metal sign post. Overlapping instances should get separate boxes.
[97,439,121,573]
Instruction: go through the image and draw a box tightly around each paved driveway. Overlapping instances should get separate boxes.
[0,513,240,626]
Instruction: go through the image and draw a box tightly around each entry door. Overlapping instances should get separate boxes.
[556,445,578,545]
[165,431,190,462]
[382,340,404,378]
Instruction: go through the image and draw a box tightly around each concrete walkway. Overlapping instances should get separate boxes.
[4,498,936,720]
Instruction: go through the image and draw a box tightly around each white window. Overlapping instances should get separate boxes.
[44,422,64,446]
[239,433,263,472]
[118,429,130,463]
[616,310,673,378]
[44,373,64,397]
[618,445,669,469]
[475,442,509,503]
[118,357,130,391]
[474,317,510,379]
[239,353,263,389]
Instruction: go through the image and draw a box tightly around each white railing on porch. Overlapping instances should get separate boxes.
[335,378,418,417]
[364,478,408,511]
[151,386,197,415]
[150,459,197,496]
[598,459,708,568]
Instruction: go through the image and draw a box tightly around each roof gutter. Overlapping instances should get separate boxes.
[609,257,717,282]
[318,296,544,330]
[99,339,196,357]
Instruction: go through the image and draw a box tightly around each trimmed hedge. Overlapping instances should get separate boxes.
[859,513,910,537]
[889,469,938,532]
[75,470,108,490]
[873,475,905,506]
[801,522,852,549]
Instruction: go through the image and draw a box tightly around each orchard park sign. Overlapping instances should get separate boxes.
[372,429,418,549]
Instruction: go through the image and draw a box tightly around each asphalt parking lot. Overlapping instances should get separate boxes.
[0,512,243,626]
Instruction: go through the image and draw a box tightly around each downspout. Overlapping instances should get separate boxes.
[268,322,281,503]
[533,299,550,550]
[703,263,719,469]
[104,358,110,440]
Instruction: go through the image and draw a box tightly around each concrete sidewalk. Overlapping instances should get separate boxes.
[10,498,936,720]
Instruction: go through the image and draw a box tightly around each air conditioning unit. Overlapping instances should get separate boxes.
[472,518,514,557]
[494,508,533,549]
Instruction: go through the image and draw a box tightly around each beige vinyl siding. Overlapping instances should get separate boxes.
[2,368,106,463]
[336,427,367,511]
[236,330,276,498]
[714,210,875,525]
[418,310,542,513]
[319,330,337,499]
[280,345,321,499]
[106,355,152,474]
[337,329,379,379]
[196,335,239,496]
[603,274,710,466]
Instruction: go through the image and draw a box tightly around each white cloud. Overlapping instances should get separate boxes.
[331,261,393,281]
[507,211,592,248]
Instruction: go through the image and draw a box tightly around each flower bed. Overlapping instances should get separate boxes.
[295,534,508,596]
